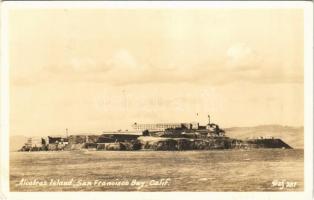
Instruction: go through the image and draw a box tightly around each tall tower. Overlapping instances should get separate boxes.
[66,128,68,138]
[208,114,211,124]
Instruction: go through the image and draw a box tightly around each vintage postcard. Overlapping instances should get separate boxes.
[0,1,313,200]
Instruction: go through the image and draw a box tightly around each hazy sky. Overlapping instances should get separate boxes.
[9,9,304,136]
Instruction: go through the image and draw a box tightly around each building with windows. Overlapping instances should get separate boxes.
[132,123,183,131]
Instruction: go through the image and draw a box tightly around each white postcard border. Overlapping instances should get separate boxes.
[1,1,313,200]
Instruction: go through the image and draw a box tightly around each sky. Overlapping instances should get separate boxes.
[8,8,304,136]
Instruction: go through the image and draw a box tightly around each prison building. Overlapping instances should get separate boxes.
[47,136,69,145]
[132,123,183,131]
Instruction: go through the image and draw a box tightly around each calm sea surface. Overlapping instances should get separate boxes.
[10,149,303,191]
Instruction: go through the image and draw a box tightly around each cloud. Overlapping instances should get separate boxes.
[226,43,262,71]
[106,49,138,70]
[11,46,303,87]
[223,43,303,84]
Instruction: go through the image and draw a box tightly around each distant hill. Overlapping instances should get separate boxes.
[225,125,303,149]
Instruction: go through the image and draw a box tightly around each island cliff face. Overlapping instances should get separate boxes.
[18,119,293,151]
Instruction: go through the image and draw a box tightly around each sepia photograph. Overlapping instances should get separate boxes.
[0,1,313,199]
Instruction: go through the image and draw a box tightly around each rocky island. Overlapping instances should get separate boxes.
[19,115,292,151]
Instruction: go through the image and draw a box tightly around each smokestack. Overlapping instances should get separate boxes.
[208,115,211,124]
